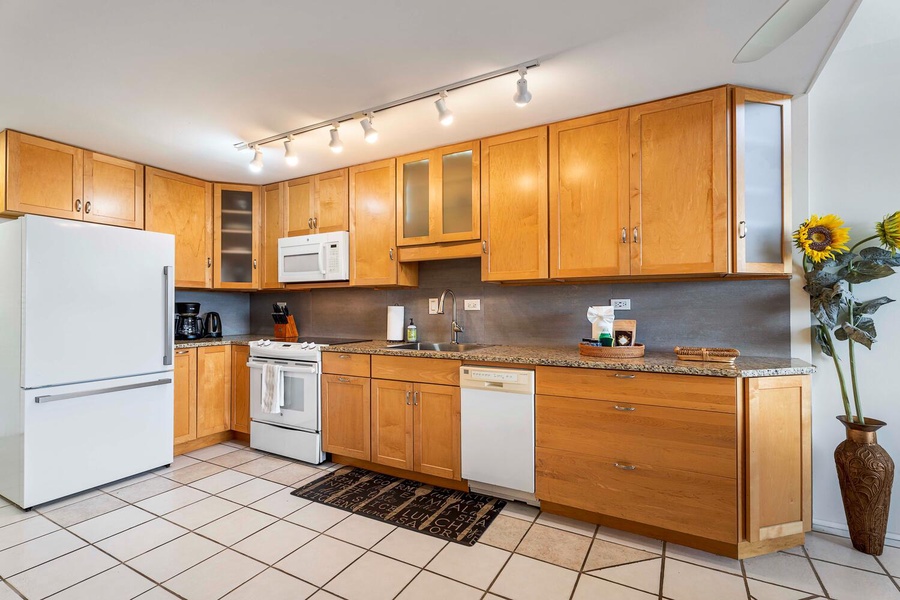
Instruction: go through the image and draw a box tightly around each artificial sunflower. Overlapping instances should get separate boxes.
[793,214,851,263]
[876,211,900,255]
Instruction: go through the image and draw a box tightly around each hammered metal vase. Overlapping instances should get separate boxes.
[834,416,894,555]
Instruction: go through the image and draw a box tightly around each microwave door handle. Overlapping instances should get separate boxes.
[318,243,327,275]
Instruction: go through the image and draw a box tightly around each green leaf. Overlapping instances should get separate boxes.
[856,316,877,339]
[855,297,895,315]
[804,270,841,296]
[841,260,896,284]
[860,247,900,266]
[814,326,834,358]
[841,322,875,349]
[811,283,844,328]
[823,252,857,270]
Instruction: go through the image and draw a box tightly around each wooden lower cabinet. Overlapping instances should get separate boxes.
[173,349,197,444]
[371,379,414,470]
[534,366,811,558]
[322,374,371,460]
[231,345,251,435]
[196,345,232,437]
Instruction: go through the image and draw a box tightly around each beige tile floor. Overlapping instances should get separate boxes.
[0,441,898,600]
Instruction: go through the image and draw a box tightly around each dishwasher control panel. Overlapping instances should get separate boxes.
[460,367,534,393]
[465,369,519,383]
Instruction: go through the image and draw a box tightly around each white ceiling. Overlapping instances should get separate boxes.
[0,0,856,184]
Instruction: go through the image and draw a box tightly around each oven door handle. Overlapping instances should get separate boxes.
[247,362,318,375]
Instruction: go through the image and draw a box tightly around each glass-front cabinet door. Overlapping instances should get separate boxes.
[396,141,480,246]
[733,88,791,274]
[214,183,260,289]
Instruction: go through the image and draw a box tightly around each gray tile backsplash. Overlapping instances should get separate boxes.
[175,290,250,336]
[250,259,792,357]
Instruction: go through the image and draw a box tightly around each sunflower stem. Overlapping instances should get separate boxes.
[847,283,865,424]
[849,234,879,254]
[821,325,853,421]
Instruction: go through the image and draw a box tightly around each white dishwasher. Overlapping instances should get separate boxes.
[460,366,537,505]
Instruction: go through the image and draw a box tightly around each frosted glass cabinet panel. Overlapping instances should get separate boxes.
[396,141,480,246]
[733,88,791,274]
[214,184,260,289]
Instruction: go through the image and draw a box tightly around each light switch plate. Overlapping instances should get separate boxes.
[429,298,439,314]
[464,299,481,311]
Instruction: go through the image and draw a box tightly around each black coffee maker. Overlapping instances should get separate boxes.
[175,302,205,340]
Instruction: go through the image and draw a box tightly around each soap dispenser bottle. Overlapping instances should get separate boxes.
[406,318,418,342]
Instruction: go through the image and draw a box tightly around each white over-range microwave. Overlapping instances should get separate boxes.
[278,231,349,283]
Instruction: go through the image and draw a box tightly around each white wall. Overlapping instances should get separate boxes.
[806,0,900,538]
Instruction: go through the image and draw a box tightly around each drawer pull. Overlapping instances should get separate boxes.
[175,350,190,355]
[338,377,351,383]
[614,373,636,379]
[339,354,350,359]
[614,463,637,471]
[613,405,635,412]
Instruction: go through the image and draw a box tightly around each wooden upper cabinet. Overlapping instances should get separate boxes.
[196,345,232,438]
[285,169,348,236]
[371,379,415,471]
[397,140,480,246]
[261,182,284,290]
[322,374,371,460]
[230,345,251,435]
[214,183,260,290]
[3,131,84,220]
[550,111,630,278]
[481,127,549,281]
[349,159,418,287]
[83,152,144,229]
[629,88,729,275]
[173,348,197,445]
[414,383,461,480]
[733,87,792,275]
[145,167,213,289]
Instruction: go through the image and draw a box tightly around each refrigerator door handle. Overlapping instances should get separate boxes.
[163,266,174,366]
[35,378,173,404]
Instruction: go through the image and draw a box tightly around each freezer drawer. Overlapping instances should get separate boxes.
[20,373,174,508]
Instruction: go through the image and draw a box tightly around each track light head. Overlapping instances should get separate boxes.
[328,123,343,154]
[435,92,454,126]
[513,67,532,107]
[283,136,298,166]
[361,113,379,143]
[249,146,263,173]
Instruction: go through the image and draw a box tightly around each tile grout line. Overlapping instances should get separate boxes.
[801,545,832,599]
[740,556,753,600]
[658,540,666,600]
[874,554,900,593]
[567,521,600,600]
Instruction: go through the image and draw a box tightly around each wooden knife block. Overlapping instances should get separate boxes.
[274,315,298,340]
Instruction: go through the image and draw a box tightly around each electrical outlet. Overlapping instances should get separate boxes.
[611,299,631,310]
[428,298,439,314]
[464,299,481,311]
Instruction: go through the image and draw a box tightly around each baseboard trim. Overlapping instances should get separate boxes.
[813,519,900,545]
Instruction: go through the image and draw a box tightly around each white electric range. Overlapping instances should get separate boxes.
[247,337,368,464]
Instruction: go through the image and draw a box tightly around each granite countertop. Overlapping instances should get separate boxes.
[175,336,815,377]
[321,340,816,378]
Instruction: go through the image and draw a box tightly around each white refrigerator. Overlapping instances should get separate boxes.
[0,216,176,509]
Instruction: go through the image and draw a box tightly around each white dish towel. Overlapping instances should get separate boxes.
[261,364,284,414]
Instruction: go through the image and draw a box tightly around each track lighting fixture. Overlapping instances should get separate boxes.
[235,59,540,159]
[328,123,343,154]
[283,136,298,166]
[513,67,532,107]
[360,113,378,143]
[435,91,454,126]
[248,146,263,173]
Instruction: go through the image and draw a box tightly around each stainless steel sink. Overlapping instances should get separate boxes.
[385,342,493,352]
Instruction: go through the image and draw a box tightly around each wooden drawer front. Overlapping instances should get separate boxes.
[372,355,461,386]
[323,352,371,377]
[536,395,736,478]
[536,366,737,413]
[536,447,737,543]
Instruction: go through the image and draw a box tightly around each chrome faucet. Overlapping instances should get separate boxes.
[437,288,463,344]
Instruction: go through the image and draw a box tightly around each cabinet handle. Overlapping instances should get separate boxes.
[621,227,627,244]
[75,199,82,212]
[338,376,351,383]
[482,240,488,254]
[338,354,350,359]
[207,257,212,268]
[176,350,190,355]
[739,221,748,239]
[253,259,257,269]
[389,248,394,261]
[613,405,636,412]
[308,218,313,229]
[632,227,639,243]
[85,201,92,214]
[615,373,636,379]
[406,390,411,406]
[313,217,318,229]
[414,391,419,406]
[614,463,637,471]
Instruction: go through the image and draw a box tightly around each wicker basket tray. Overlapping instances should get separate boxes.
[674,346,740,363]
[579,343,645,358]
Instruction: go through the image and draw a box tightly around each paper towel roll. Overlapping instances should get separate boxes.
[387,306,405,342]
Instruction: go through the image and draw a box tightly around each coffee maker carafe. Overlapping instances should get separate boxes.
[175,302,205,340]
